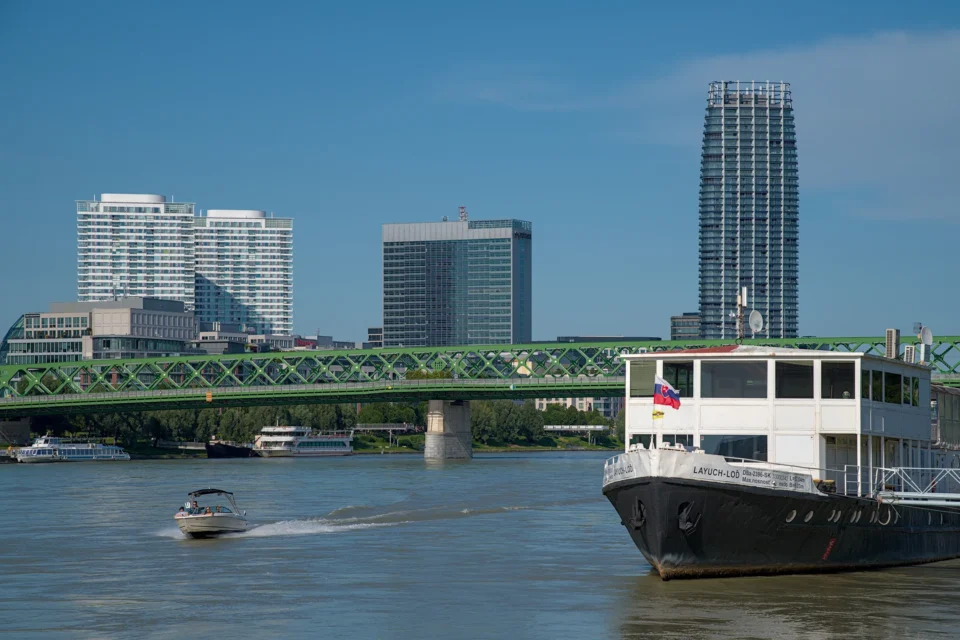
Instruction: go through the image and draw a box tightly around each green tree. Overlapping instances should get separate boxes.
[518,400,545,443]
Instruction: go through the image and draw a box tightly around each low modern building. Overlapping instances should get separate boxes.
[3,297,196,365]
[535,396,623,419]
[670,313,701,341]
[555,335,660,343]
[365,327,383,349]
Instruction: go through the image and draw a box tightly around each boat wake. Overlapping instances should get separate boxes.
[158,497,590,540]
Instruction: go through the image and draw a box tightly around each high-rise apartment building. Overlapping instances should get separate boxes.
[194,210,293,335]
[382,218,532,347]
[77,194,195,308]
[698,81,799,339]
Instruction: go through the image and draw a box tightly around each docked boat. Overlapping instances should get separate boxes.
[252,425,354,457]
[603,344,960,580]
[205,436,257,458]
[15,436,130,463]
[174,488,247,538]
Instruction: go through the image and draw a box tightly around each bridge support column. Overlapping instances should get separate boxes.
[424,400,472,460]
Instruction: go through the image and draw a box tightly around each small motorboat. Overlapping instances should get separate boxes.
[174,488,248,538]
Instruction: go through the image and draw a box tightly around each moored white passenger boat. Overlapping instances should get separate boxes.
[15,436,130,463]
[252,425,354,457]
[175,489,247,538]
[603,344,960,580]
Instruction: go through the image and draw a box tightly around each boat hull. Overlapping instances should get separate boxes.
[254,449,352,457]
[176,514,247,538]
[604,475,960,580]
[205,443,257,458]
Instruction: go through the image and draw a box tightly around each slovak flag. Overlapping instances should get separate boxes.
[654,376,681,409]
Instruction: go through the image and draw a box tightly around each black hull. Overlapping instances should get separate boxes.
[604,477,960,580]
[205,443,257,458]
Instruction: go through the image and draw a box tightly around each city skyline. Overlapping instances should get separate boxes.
[2,3,960,341]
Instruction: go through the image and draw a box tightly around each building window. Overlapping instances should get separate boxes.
[629,361,655,397]
[663,361,694,399]
[699,434,768,461]
[872,370,883,403]
[862,369,871,401]
[701,361,768,398]
[822,362,856,400]
[884,372,902,404]
[776,361,813,399]
[912,377,920,407]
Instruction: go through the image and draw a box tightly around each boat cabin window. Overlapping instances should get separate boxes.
[862,369,872,400]
[701,361,767,399]
[662,362,694,399]
[884,372,902,404]
[699,434,768,461]
[629,434,653,448]
[775,361,813,399]
[660,434,693,447]
[822,362,856,399]
[871,369,883,402]
[629,361,655,397]
[912,377,920,407]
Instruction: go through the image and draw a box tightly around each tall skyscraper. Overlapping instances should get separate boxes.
[382,217,532,347]
[194,210,293,335]
[698,81,799,339]
[77,194,196,308]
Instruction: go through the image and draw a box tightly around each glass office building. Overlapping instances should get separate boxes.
[194,210,293,335]
[382,219,532,347]
[698,81,799,339]
[77,194,196,308]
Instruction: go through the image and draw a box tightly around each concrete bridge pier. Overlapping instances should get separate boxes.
[424,400,472,460]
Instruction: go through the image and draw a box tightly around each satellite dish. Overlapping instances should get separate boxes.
[748,310,764,334]
[921,326,933,346]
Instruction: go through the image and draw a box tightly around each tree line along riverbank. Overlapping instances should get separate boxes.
[19,400,627,455]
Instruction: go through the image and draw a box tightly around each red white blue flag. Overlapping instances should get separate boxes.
[653,376,681,409]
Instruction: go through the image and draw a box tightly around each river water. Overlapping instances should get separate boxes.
[2,452,959,639]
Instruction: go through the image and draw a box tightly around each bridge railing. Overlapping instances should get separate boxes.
[0,375,627,407]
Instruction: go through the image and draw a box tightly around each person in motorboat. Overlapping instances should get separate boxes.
[175,489,247,538]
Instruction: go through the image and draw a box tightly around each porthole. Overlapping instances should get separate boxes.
[854,510,862,523]
[804,511,814,523]
[879,508,892,526]
[869,511,877,523]
[894,511,900,524]
[848,511,857,523]
[828,509,836,522]
[929,513,933,525]
[785,510,797,523]
[834,511,843,523]
[941,513,945,525]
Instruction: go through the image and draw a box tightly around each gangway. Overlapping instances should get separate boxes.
[873,467,960,508]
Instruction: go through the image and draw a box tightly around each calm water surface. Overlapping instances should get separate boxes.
[2,452,959,639]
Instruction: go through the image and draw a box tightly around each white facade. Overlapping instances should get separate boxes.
[77,194,196,308]
[194,210,293,335]
[625,346,932,490]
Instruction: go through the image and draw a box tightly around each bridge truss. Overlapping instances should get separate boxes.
[0,336,957,416]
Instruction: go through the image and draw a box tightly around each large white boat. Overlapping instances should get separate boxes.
[252,425,354,457]
[16,436,130,463]
[603,344,960,580]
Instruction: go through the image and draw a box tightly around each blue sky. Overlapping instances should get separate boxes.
[1,1,958,341]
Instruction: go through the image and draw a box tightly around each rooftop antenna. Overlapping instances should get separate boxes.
[459,206,468,222]
[729,286,748,344]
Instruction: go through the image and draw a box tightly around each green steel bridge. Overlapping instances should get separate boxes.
[0,336,957,417]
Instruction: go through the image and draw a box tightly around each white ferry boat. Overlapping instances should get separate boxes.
[16,436,130,463]
[252,425,354,457]
[603,344,960,580]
